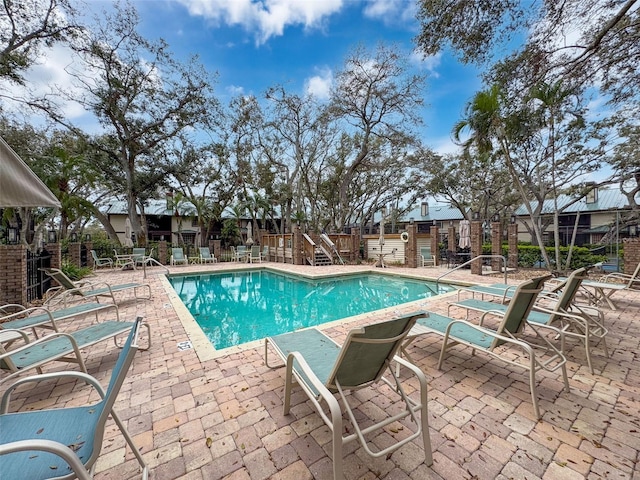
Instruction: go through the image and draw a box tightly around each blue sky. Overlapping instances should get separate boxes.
[125,0,484,155]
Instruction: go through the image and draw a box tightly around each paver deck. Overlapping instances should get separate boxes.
[2,261,639,479]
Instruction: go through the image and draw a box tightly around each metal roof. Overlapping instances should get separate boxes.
[514,187,635,215]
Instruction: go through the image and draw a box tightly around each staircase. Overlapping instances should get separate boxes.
[313,249,332,266]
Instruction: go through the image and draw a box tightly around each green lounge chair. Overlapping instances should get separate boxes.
[0,318,148,479]
[451,268,608,373]
[265,312,433,480]
[41,268,151,305]
[249,245,261,263]
[170,247,188,266]
[198,247,217,264]
[403,276,570,419]
[0,302,119,338]
[420,246,435,267]
[90,250,113,270]
[0,314,150,385]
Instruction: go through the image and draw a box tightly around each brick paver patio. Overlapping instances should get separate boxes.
[3,262,639,479]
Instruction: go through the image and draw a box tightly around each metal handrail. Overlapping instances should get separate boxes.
[436,255,507,289]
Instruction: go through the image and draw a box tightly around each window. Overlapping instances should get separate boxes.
[585,186,598,204]
[421,202,428,217]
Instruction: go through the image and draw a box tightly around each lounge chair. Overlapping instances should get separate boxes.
[419,246,435,267]
[170,247,188,266]
[235,245,247,262]
[90,250,113,270]
[402,276,569,419]
[0,317,148,479]
[198,247,217,264]
[0,312,150,385]
[260,245,269,262]
[1,302,119,338]
[579,261,640,310]
[249,245,261,263]
[41,268,151,305]
[451,269,608,374]
[265,312,433,480]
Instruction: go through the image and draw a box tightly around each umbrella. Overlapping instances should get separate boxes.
[124,217,134,247]
[458,219,471,249]
[0,136,60,208]
[379,215,385,248]
[246,221,254,246]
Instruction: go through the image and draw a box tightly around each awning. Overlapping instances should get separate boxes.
[0,136,60,208]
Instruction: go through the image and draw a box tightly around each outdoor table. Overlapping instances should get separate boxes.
[116,254,136,270]
[375,252,394,268]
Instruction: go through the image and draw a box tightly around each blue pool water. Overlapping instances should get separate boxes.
[169,270,454,349]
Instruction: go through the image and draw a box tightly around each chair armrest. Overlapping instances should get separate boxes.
[1,370,105,413]
[0,440,92,480]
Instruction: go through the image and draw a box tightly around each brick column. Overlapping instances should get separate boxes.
[0,244,27,305]
[448,226,456,254]
[158,240,168,265]
[212,239,221,261]
[622,237,640,273]
[491,222,502,271]
[68,242,81,268]
[508,224,518,269]
[471,221,483,275]
[406,223,418,268]
[46,243,62,269]
[430,225,439,266]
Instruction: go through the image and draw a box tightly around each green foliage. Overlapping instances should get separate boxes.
[60,261,92,281]
[221,219,241,246]
[515,245,606,270]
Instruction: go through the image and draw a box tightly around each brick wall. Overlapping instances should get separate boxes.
[0,244,27,305]
[623,238,640,273]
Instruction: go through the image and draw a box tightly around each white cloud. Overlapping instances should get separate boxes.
[363,0,417,25]
[177,0,344,45]
[426,134,461,156]
[226,84,245,96]
[410,50,441,78]
[304,67,333,100]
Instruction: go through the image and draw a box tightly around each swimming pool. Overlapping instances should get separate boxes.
[168,270,454,349]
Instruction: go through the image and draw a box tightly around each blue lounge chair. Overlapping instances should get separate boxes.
[41,268,151,305]
[0,317,148,480]
[403,276,569,419]
[265,312,433,480]
[450,268,608,373]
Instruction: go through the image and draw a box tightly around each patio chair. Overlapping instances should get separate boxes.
[419,246,435,267]
[265,312,433,480]
[0,313,150,385]
[41,268,152,305]
[402,276,569,419]
[90,250,113,270]
[451,269,608,374]
[260,245,269,262]
[199,247,217,264]
[170,247,188,266]
[235,245,247,262]
[0,317,148,480]
[1,301,119,339]
[249,245,261,263]
[579,261,640,310]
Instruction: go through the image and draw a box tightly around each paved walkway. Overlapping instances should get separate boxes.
[3,262,639,479]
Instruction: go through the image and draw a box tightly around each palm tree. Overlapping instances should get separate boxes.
[453,85,552,268]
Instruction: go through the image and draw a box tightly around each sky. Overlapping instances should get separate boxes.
[74,0,486,156]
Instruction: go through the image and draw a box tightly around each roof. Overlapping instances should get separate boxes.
[515,187,635,215]
[374,203,465,224]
